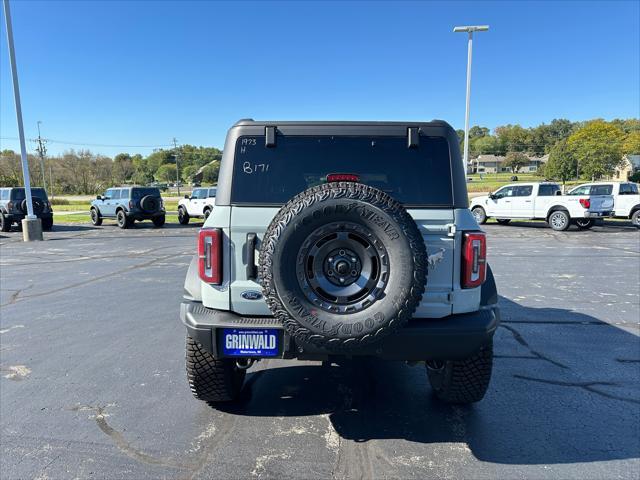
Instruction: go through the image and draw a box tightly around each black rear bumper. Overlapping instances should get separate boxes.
[127,210,165,221]
[5,212,53,223]
[180,301,500,361]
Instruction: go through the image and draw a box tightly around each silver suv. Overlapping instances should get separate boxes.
[180,120,499,406]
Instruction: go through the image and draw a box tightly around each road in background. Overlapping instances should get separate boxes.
[1,222,639,479]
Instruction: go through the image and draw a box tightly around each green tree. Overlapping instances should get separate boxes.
[545,139,577,186]
[495,124,531,155]
[181,165,198,183]
[503,151,529,173]
[156,163,177,183]
[623,131,640,155]
[201,162,220,184]
[471,135,498,156]
[567,120,625,179]
[113,153,134,183]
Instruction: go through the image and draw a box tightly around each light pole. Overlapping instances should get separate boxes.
[3,0,42,240]
[453,25,489,175]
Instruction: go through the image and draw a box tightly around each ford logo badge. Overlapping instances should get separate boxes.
[241,290,263,300]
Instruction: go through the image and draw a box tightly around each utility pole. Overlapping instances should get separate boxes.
[173,137,180,196]
[3,0,42,240]
[35,121,47,190]
[453,25,489,175]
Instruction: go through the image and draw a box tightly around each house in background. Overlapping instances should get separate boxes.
[611,154,640,180]
[470,154,548,174]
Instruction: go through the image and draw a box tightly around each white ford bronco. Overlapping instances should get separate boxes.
[568,182,640,228]
[469,182,614,231]
[178,187,217,224]
[181,120,499,405]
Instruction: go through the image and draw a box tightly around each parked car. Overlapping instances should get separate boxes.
[177,187,216,224]
[568,182,640,228]
[181,119,499,406]
[0,187,53,232]
[469,182,614,231]
[90,186,165,229]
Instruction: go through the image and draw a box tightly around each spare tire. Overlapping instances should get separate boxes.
[140,195,160,213]
[20,197,45,215]
[259,182,427,350]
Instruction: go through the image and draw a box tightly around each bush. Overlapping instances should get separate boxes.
[629,171,640,183]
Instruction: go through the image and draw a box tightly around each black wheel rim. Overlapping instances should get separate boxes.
[472,208,483,222]
[295,222,389,314]
[91,210,97,223]
[117,212,125,226]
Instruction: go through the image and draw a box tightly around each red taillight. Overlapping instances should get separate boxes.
[198,228,222,284]
[129,200,135,209]
[327,173,360,183]
[579,198,590,209]
[462,231,487,289]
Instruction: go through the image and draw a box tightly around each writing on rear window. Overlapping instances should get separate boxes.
[231,135,453,206]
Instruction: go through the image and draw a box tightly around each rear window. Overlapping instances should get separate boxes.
[131,188,160,199]
[590,185,613,195]
[11,188,48,200]
[538,184,560,196]
[231,135,453,206]
[620,183,638,195]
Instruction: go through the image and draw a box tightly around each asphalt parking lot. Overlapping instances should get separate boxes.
[1,220,639,480]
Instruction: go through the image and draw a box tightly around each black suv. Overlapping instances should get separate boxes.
[0,187,54,232]
[90,186,165,229]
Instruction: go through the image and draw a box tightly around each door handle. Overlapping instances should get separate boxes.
[525,200,532,203]
[246,233,257,280]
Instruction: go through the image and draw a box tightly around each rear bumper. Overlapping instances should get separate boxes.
[584,210,612,218]
[180,300,500,361]
[127,210,165,220]
[5,212,53,223]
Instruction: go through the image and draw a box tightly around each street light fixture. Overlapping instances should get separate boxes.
[453,25,489,174]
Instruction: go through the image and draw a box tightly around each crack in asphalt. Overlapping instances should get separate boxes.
[500,324,569,369]
[0,255,173,308]
[513,375,640,405]
[1,284,34,306]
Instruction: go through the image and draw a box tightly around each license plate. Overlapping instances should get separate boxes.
[221,328,280,357]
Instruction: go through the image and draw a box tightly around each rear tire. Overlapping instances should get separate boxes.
[152,215,165,228]
[186,336,245,403]
[548,210,570,231]
[471,206,487,224]
[90,208,103,226]
[0,212,10,232]
[632,210,640,229]
[496,219,511,225]
[426,342,493,404]
[41,218,53,231]
[116,210,131,229]
[575,218,593,230]
[178,206,190,225]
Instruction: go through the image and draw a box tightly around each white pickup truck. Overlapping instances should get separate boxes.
[470,182,614,231]
[568,182,640,228]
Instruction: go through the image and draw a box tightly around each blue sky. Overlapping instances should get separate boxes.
[1,0,638,157]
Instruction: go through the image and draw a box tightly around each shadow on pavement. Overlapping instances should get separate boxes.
[220,297,640,465]
[487,220,637,232]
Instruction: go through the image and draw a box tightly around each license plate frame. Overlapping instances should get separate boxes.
[221,328,280,357]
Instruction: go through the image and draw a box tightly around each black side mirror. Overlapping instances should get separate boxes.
[489,193,497,200]
[96,195,102,200]
[555,190,562,196]
[184,195,189,199]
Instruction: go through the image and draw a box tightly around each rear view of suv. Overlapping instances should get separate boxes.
[181,120,499,406]
[0,187,54,232]
[90,186,165,229]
